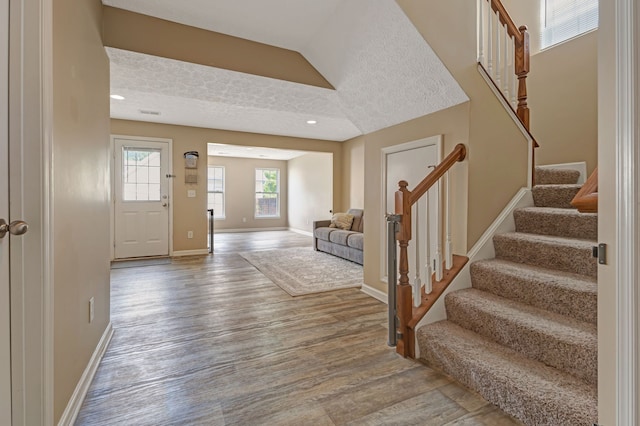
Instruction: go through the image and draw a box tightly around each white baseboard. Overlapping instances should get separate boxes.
[361,284,388,304]
[172,249,210,257]
[215,227,288,234]
[288,228,313,237]
[537,161,588,184]
[58,322,114,426]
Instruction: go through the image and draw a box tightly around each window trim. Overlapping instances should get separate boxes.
[254,167,280,219]
[207,165,225,219]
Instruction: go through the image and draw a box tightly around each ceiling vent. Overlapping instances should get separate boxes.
[139,109,161,116]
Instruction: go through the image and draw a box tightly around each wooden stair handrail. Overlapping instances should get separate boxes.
[571,167,598,213]
[407,144,467,205]
[489,0,522,43]
[393,144,467,358]
[486,0,531,130]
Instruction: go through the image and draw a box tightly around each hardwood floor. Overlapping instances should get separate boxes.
[76,231,521,426]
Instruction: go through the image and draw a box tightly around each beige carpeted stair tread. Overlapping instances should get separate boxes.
[445,288,597,385]
[418,320,597,426]
[514,207,597,241]
[531,184,582,208]
[471,259,597,324]
[534,167,581,185]
[494,232,597,278]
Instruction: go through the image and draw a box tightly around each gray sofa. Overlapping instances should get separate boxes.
[313,209,364,265]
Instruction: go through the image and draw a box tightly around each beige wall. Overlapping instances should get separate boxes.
[489,0,599,172]
[52,0,111,421]
[288,152,334,233]
[398,0,530,251]
[102,6,332,89]
[529,31,598,173]
[208,156,288,231]
[357,104,471,292]
[341,137,365,209]
[111,119,344,251]
[345,0,534,294]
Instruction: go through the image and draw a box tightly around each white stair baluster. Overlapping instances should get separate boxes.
[495,14,501,87]
[445,171,453,270]
[478,0,485,65]
[424,188,433,294]
[434,177,443,282]
[511,35,517,108]
[413,203,422,307]
[487,1,493,75]
[503,23,510,98]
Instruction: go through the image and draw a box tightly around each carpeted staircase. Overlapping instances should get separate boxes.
[417,167,598,426]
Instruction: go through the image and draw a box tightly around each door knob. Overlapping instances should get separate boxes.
[0,219,29,239]
[162,203,168,207]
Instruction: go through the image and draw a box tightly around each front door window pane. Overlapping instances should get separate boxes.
[123,147,162,201]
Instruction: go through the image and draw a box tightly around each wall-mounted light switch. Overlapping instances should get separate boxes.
[187,190,196,198]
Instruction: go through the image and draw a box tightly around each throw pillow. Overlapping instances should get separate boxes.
[329,213,354,230]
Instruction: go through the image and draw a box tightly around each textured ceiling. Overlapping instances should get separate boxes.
[108,48,362,141]
[105,0,469,142]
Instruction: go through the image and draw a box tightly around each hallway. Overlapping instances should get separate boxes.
[76,231,520,425]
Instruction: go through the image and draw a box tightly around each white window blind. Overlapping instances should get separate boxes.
[541,0,598,49]
[207,166,225,218]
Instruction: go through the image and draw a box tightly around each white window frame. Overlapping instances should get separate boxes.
[540,0,599,50]
[254,168,280,219]
[207,165,225,219]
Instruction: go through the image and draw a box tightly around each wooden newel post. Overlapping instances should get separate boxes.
[515,25,530,130]
[395,180,413,357]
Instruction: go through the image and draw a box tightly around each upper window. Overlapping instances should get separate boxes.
[255,168,280,218]
[541,0,598,50]
[207,166,225,219]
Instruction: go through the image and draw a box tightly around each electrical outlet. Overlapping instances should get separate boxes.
[187,231,193,239]
[89,297,94,323]
[242,217,247,223]
[187,190,196,198]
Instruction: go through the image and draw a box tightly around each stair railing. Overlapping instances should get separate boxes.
[571,167,598,213]
[388,144,467,358]
[478,0,530,130]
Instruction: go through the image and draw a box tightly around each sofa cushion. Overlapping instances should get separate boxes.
[347,233,364,251]
[329,230,355,245]
[314,227,334,241]
[329,212,354,230]
[347,209,364,233]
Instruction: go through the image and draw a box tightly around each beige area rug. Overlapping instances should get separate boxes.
[239,246,363,296]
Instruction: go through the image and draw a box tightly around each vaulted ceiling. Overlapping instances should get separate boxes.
[102,0,468,142]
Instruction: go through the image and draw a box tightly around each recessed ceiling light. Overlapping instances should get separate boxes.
[246,147,253,150]
[110,94,125,100]
[306,120,317,125]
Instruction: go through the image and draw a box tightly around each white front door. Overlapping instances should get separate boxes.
[0,0,12,421]
[114,137,171,259]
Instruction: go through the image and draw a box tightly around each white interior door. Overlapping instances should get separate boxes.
[114,137,170,259]
[382,137,441,281]
[0,0,12,421]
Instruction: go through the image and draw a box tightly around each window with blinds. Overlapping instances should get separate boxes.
[541,0,598,50]
[207,166,225,219]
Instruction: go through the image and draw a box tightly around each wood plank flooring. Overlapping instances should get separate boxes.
[76,231,521,426]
